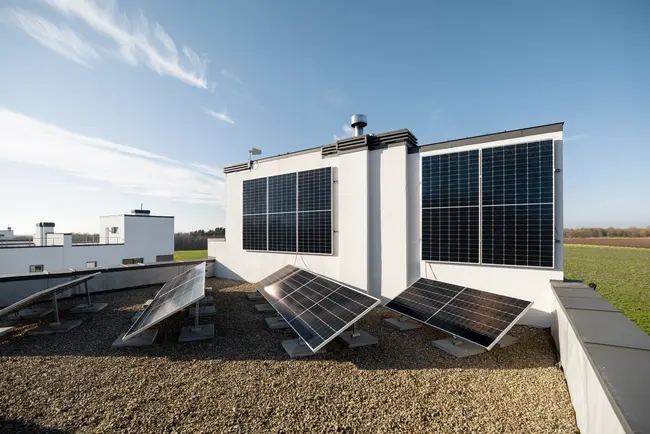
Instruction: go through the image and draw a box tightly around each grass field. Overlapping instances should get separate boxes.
[565,237,650,249]
[174,250,208,260]
[565,244,650,334]
[174,246,650,334]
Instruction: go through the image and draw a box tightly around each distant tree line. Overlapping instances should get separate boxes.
[564,227,650,238]
[175,228,226,251]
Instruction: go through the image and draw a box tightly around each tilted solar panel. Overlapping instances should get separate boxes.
[123,263,206,341]
[385,278,532,350]
[0,272,102,318]
[255,266,380,352]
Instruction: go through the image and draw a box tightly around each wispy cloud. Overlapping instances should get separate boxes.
[2,8,100,68]
[191,163,223,178]
[333,124,354,141]
[0,108,224,205]
[564,133,590,143]
[34,0,210,89]
[204,108,235,125]
[324,89,346,106]
[220,68,243,85]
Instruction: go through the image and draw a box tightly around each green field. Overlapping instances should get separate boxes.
[565,244,650,334]
[174,246,649,334]
[174,250,209,261]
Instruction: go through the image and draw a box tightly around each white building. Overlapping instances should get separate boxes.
[0,210,174,276]
[0,226,14,241]
[209,117,564,327]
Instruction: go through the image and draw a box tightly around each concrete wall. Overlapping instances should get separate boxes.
[0,259,215,307]
[123,215,175,262]
[551,280,650,434]
[99,215,125,244]
[211,128,564,326]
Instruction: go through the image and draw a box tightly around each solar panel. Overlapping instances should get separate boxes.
[242,177,267,251]
[297,167,332,254]
[122,262,206,341]
[241,168,333,254]
[0,272,102,318]
[422,150,480,263]
[482,141,554,267]
[255,266,379,352]
[385,278,532,350]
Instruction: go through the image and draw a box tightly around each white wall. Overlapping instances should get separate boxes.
[211,128,564,326]
[123,215,174,262]
[0,214,174,276]
[99,215,125,244]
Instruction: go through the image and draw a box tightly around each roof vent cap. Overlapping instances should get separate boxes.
[351,114,367,137]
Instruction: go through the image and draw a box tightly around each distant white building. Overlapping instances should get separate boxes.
[0,226,14,241]
[210,116,564,328]
[0,210,174,276]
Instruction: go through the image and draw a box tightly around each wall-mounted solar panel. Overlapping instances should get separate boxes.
[385,278,532,350]
[242,177,267,251]
[298,167,332,254]
[242,167,332,255]
[268,173,297,252]
[123,263,206,341]
[482,141,554,267]
[255,266,379,352]
[422,150,479,263]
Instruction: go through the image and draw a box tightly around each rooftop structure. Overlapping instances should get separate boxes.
[0,210,174,276]
[210,116,564,329]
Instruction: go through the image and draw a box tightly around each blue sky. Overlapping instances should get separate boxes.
[0,0,648,234]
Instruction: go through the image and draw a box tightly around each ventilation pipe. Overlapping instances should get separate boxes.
[351,114,368,137]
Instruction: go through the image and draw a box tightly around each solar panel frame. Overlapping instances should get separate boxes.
[481,140,555,268]
[255,267,380,352]
[0,272,102,318]
[122,263,206,341]
[421,141,555,270]
[384,278,532,350]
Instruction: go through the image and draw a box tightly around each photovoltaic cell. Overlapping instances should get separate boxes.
[255,266,379,352]
[422,150,479,263]
[123,262,206,341]
[241,167,332,254]
[242,177,268,251]
[384,277,532,350]
[0,272,102,318]
[298,168,332,254]
[482,141,554,268]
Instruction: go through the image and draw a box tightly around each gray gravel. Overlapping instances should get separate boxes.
[0,278,578,433]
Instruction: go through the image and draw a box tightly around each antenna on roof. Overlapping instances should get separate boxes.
[248,148,262,169]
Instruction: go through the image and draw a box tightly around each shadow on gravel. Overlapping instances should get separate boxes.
[0,279,559,372]
[0,417,69,433]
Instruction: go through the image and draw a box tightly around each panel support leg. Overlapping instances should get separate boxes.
[281,337,326,358]
[431,335,486,358]
[383,315,422,331]
[28,293,83,335]
[69,281,108,314]
[338,321,379,348]
[179,299,214,343]
[265,314,290,330]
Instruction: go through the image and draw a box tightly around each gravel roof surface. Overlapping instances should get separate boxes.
[0,278,578,433]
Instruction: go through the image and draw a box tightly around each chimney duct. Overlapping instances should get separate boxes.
[351,114,367,137]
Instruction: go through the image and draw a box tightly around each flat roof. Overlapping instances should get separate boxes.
[0,278,577,432]
[223,121,564,172]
